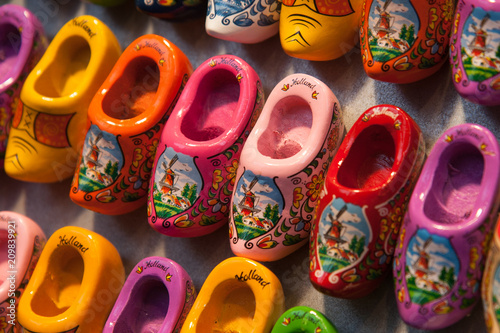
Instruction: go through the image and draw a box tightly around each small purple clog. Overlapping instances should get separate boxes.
[393,123,500,329]
[104,256,196,332]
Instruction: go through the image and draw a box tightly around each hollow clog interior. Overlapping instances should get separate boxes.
[196,280,256,332]
[0,23,22,85]
[337,124,395,189]
[30,245,83,317]
[257,95,312,159]
[102,56,160,120]
[113,276,170,333]
[423,143,484,224]
[0,229,9,298]
[181,68,240,141]
[34,36,90,98]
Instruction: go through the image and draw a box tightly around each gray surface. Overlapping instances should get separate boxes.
[2,0,499,332]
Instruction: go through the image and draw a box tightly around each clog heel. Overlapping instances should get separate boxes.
[310,105,425,299]
[0,212,46,332]
[4,15,121,183]
[271,306,338,333]
[229,73,344,262]
[393,124,500,330]
[0,4,47,167]
[148,55,264,237]
[70,34,192,215]
[18,226,125,333]
[104,256,196,332]
[180,256,284,332]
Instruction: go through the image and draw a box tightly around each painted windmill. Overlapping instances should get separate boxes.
[373,0,396,38]
[238,176,261,217]
[324,205,348,249]
[158,155,180,195]
[85,133,103,170]
[469,13,492,57]
[413,238,432,280]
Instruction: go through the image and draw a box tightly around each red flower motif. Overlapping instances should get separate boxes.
[306,171,324,202]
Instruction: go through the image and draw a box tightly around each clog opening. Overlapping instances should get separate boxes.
[102,56,160,120]
[257,95,312,159]
[423,142,484,225]
[0,229,9,296]
[337,125,395,189]
[34,36,90,98]
[181,68,239,141]
[114,276,169,332]
[30,245,84,317]
[0,23,21,84]
[197,280,256,332]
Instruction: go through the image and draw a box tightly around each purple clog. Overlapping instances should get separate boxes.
[103,256,196,332]
[393,123,500,329]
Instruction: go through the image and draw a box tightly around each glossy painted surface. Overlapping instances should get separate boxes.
[180,256,285,332]
[394,124,500,330]
[148,55,264,237]
[70,34,192,215]
[483,217,500,333]
[229,73,344,262]
[206,0,280,43]
[271,306,338,332]
[450,0,500,106]
[18,226,125,333]
[0,212,46,333]
[136,0,204,19]
[280,0,363,61]
[0,4,47,167]
[104,256,196,333]
[310,105,425,299]
[4,15,121,183]
[360,0,455,83]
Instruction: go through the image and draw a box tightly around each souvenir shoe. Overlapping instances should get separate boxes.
[104,256,196,332]
[4,15,121,183]
[450,0,500,106]
[180,256,284,332]
[148,55,264,238]
[18,226,125,333]
[136,0,204,19]
[271,306,338,333]
[206,0,280,43]
[0,212,45,333]
[360,0,455,83]
[309,105,425,299]
[0,4,47,167]
[482,216,500,333]
[393,124,500,330]
[229,74,344,262]
[279,0,362,61]
[70,34,192,215]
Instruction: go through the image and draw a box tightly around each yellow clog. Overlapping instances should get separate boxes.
[4,16,121,182]
[181,257,285,333]
[18,226,125,333]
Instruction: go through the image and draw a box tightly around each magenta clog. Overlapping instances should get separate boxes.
[0,4,47,167]
[104,256,196,332]
[393,124,500,329]
[147,55,264,238]
[229,73,344,262]
[0,211,46,333]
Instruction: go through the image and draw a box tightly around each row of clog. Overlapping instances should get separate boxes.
[0,211,337,332]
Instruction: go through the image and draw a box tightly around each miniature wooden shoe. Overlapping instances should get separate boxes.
[360,0,455,83]
[18,226,125,333]
[271,306,338,333]
[148,55,264,237]
[449,0,500,106]
[0,212,46,332]
[0,4,47,167]
[104,256,196,332]
[309,105,425,299]
[229,74,344,262]
[279,0,362,61]
[180,257,284,332]
[393,124,500,330]
[482,216,500,333]
[206,0,280,43]
[4,15,121,183]
[136,0,204,19]
[70,34,192,215]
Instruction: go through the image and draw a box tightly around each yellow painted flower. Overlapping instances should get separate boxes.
[440,0,454,23]
[306,171,324,202]
[212,169,223,190]
[225,159,239,185]
[132,148,143,168]
[292,187,304,209]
